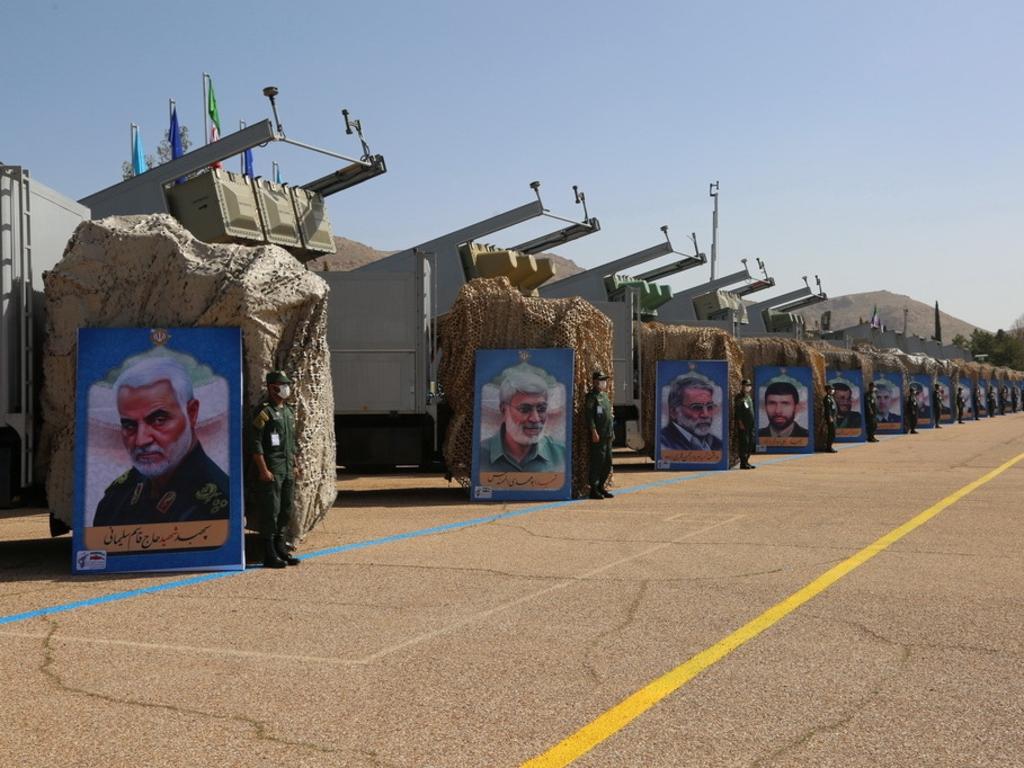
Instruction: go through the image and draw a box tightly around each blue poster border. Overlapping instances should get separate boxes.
[654,360,730,471]
[826,369,866,443]
[470,348,575,502]
[72,327,245,574]
[754,365,815,454]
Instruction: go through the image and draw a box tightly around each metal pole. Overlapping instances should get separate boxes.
[709,181,720,280]
[202,72,209,146]
[130,123,137,176]
[239,120,246,173]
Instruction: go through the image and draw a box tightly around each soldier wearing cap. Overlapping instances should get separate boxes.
[250,370,301,568]
[585,370,614,499]
[955,385,967,423]
[733,378,756,469]
[932,381,944,428]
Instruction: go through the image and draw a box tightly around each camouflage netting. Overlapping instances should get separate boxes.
[40,214,336,537]
[806,341,876,383]
[737,337,828,449]
[438,277,613,497]
[639,323,743,463]
[853,343,911,389]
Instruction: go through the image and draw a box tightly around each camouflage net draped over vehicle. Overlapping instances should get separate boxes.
[40,214,336,537]
[438,277,613,497]
[806,341,876,384]
[737,337,828,449]
[639,323,743,462]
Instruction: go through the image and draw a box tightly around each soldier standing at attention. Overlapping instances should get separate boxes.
[955,385,966,423]
[250,370,302,568]
[734,378,756,469]
[865,381,879,442]
[986,386,997,418]
[905,389,919,434]
[932,381,944,428]
[822,384,838,452]
[586,370,614,500]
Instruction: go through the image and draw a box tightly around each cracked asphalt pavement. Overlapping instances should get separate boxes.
[2,414,1023,767]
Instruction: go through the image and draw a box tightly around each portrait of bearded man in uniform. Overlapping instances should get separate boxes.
[91,356,230,527]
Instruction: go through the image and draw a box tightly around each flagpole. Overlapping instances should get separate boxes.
[239,120,246,173]
[202,72,209,146]
[130,123,136,176]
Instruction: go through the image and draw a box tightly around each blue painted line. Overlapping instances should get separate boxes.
[0,448,838,627]
[0,571,234,626]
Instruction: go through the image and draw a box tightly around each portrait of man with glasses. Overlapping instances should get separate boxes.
[660,373,724,453]
[478,363,567,474]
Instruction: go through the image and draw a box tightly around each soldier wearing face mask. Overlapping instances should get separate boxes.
[250,370,302,569]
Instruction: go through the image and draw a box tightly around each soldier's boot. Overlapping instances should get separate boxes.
[274,535,300,566]
[263,539,287,569]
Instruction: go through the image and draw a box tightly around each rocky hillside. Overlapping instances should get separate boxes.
[310,236,585,279]
[795,290,983,341]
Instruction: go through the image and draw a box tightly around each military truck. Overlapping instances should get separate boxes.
[0,165,90,508]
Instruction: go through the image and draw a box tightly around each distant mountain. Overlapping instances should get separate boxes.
[308,236,585,279]
[795,290,983,342]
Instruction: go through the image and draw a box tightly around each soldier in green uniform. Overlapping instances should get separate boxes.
[93,356,229,528]
[249,371,301,568]
[932,382,944,428]
[585,370,614,499]
[733,378,756,469]
[865,381,879,442]
[955,385,966,423]
[905,387,919,434]
[822,384,838,452]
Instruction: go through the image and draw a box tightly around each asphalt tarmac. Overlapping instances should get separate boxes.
[2,413,1023,767]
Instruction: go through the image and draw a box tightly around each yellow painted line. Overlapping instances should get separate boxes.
[522,451,1024,768]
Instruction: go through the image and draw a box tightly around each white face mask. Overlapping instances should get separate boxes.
[277,385,291,399]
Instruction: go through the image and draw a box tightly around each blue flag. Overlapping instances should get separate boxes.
[274,164,282,184]
[169,107,186,184]
[244,148,254,178]
[132,128,148,175]
[169,107,184,160]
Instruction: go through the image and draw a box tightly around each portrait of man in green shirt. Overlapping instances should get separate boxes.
[479,363,567,474]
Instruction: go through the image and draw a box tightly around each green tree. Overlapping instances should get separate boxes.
[968,328,1024,369]
[121,125,194,180]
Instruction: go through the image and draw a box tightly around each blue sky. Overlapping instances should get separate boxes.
[4,0,1021,331]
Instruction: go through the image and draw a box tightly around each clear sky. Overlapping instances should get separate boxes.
[4,0,1021,331]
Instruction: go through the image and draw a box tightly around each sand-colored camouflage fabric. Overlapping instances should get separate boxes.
[438,277,613,498]
[39,214,335,537]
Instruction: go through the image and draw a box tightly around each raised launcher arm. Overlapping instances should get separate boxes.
[730,258,776,297]
[79,91,387,259]
[360,182,599,317]
[656,263,754,323]
[539,226,704,304]
[744,276,827,335]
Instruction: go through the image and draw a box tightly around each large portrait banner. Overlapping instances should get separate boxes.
[873,372,904,433]
[936,375,955,425]
[826,369,865,442]
[910,374,935,429]
[755,366,814,454]
[72,327,244,574]
[655,360,729,471]
[471,348,574,501]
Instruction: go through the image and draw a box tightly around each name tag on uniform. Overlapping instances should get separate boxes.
[270,433,281,447]
[596,406,604,415]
